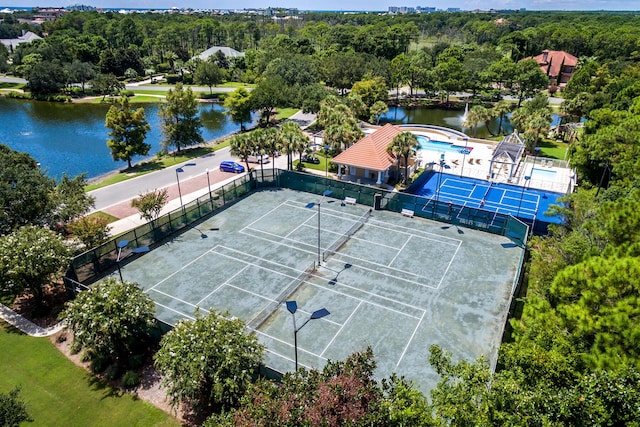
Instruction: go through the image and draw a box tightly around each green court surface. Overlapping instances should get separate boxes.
[120,188,523,394]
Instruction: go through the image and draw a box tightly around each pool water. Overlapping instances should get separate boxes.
[416,136,472,155]
[530,167,557,181]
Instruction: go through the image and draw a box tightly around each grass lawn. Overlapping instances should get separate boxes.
[0,322,180,427]
[275,108,299,121]
[293,152,332,175]
[0,82,25,90]
[86,211,120,224]
[537,138,569,160]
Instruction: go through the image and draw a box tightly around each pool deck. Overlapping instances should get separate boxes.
[401,128,574,194]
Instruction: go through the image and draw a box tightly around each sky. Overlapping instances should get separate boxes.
[1,0,638,11]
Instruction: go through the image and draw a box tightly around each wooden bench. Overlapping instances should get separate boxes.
[344,197,357,205]
[401,208,414,218]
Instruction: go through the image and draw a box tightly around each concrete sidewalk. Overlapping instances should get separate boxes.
[106,160,289,236]
[0,303,64,337]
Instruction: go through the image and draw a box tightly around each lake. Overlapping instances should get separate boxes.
[0,97,257,180]
[379,105,515,139]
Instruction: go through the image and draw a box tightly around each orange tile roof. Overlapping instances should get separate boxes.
[332,123,402,171]
[527,50,578,78]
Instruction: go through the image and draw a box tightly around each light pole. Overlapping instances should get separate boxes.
[324,144,330,178]
[115,240,149,281]
[286,300,330,371]
[305,189,332,267]
[516,175,531,218]
[175,162,196,211]
[205,168,212,196]
[434,158,447,212]
[460,137,468,177]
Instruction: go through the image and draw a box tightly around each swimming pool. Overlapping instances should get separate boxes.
[416,136,472,155]
[530,167,557,181]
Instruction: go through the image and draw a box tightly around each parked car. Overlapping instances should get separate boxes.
[301,154,320,164]
[220,161,245,173]
[247,154,269,164]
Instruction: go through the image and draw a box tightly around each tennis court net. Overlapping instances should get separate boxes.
[246,260,317,331]
[322,209,371,262]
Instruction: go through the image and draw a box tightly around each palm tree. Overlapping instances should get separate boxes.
[524,113,551,153]
[278,122,308,170]
[473,105,495,137]
[493,101,512,135]
[255,128,280,175]
[229,133,255,172]
[387,132,419,185]
[462,107,482,138]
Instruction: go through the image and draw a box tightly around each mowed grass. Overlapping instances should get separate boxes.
[0,322,179,427]
[537,138,569,160]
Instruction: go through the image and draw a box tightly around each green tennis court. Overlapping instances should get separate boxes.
[119,188,523,394]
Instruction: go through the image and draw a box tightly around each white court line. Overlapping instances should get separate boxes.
[239,228,318,256]
[217,245,425,319]
[284,213,316,240]
[396,311,425,368]
[387,235,411,267]
[262,348,319,371]
[145,246,218,293]
[196,264,250,306]
[240,200,290,233]
[367,217,462,245]
[254,329,329,362]
[327,250,439,289]
[300,223,403,251]
[285,200,366,221]
[153,300,197,321]
[436,240,463,288]
[148,287,200,310]
[320,300,362,358]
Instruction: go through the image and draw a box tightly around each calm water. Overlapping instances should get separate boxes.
[0,98,257,180]
[380,106,514,138]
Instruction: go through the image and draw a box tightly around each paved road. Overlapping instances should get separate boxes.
[90,146,235,212]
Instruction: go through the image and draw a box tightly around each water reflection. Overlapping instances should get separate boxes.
[380,106,514,138]
[0,98,257,180]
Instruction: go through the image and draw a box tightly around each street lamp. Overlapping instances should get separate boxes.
[460,137,469,177]
[306,189,332,267]
[516,175,531,218]
[205,168,212,196]
[324,144,330,178]
[434,157,447,213]
[286,300,330,371]
[115,240,149,281]
[175,162,196,211]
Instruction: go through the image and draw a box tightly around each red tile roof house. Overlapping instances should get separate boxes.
[527,50,578,88]
[332,124,413,186]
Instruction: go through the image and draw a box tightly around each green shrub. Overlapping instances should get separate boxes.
[182,74,193,84]
[104,364,120,381]
[165,74,181,84]
[128,354,145,370]
[5,91,31,100]
[122,371,141,389]
[89,353,109,373]
[120,90,135,98]
[156,63,170,73]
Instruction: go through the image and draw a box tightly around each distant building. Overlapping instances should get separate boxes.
[33,7,67,22]
[389,6,435,13]
[0,31,42,52]
[526,50,578,88]
[446,7,461,12]
[193,46,244,62]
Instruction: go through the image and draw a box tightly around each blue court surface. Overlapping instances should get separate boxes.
[410,171,564,226]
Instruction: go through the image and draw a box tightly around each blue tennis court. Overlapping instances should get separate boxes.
[409,171,564,226]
